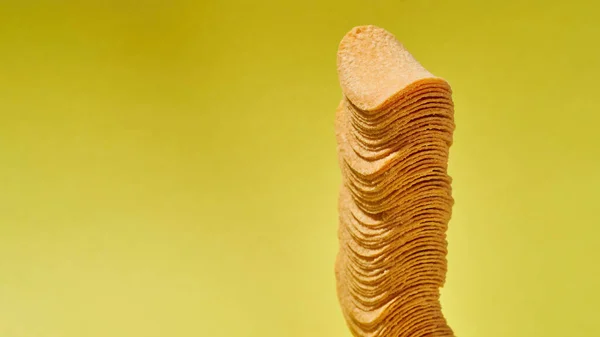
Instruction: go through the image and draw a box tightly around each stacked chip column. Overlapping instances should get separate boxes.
[334,25,456,337]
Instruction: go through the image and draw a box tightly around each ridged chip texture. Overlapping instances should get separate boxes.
[334,25,455,337]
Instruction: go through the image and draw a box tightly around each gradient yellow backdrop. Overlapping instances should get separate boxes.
[1,1,599,336]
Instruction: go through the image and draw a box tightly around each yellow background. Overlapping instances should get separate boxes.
[1,1,599,336]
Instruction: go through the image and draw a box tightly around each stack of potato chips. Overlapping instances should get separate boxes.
[334,25,456,337]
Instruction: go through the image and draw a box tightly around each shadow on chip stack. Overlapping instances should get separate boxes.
[334,25,456,337]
